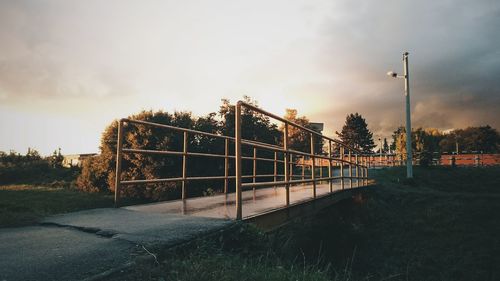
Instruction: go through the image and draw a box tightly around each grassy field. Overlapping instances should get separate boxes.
[0,185,114,227]
[110,166,500,281]
[0,162,118,227]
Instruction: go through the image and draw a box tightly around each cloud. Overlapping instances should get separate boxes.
[301,0,500,137]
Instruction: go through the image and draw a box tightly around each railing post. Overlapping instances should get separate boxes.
[253,147,257,186]
[284,124,290,206]
[114,120,124,207]
[365,158,369,185]
[290,154,294,181]
[328,140,332,192]
[319,159,323,183]
[182,131,188,200]
[365,157,368,186]
[310,133,316,198]
[273,151,277,183]
[235,102,243,220]
[224,138,229,194]
[355,154,360,187]
[361,156,365,186]
[340,146,344,190]
[359,155,363,185]
[301,156,305,184]
[349,149,353,188]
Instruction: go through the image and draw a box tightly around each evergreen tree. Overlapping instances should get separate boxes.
[336,113,375,153]
[382,138,389,153]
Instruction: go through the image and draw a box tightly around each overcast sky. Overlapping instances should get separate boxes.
[1,0,499,155]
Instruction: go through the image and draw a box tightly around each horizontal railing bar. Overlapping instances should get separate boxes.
[123,148,237,159]
[242,139,284,151]
[121,177,184,185]
[123,148,367,169]
[241,156,282,163]
[122,118,233,140]
[241,176,368,188]
[241,140,285,153]
[122,148,183,156]
[123,148,367,168]
[122,175,368,186]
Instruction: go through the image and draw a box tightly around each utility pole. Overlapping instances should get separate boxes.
[403,52,413,178]
[387,52,413,178]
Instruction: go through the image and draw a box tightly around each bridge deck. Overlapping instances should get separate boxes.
[125,178,364,220]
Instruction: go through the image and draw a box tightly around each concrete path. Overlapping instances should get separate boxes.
[0,208,232,281]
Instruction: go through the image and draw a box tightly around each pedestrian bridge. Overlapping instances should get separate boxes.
[114,101,372,224]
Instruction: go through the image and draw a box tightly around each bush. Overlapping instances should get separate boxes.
[0,161,78,186]
[76,155,111,193]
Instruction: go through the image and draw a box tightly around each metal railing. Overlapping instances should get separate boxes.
[114,100,370,219]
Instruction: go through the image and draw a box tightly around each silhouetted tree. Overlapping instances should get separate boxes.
[76,110,221,199]
[439,126,499,153]
[49,148,64,168]
[219,97,282,183]
[336,113,375,153]
[392,127,443,166]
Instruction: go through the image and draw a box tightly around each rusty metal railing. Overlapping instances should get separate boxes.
[114,100,370,219]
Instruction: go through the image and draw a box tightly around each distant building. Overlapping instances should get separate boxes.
[62,153,97,168]
[310,122,324,134]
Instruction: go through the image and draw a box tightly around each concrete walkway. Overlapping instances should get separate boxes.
[0,208,232,281]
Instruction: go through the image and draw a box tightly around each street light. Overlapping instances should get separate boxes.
[378,137,382,165]
[387,52,413,179]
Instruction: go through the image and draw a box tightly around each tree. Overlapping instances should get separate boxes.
[219,96,281,145]
[219,97,282,183]
[382,138,389,153]
[49,148,64,168]
[336,113,375,153]
[439,126,499,153]
[392,127,443,166]
[77,97,284,198]
[76,110,221,199]
[281,109,323,154]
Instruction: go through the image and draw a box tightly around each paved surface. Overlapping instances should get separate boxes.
[0,209,232,281]
[126,172,364,219]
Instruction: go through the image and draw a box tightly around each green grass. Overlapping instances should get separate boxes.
[110,166,500,281]
[279,166,500,280]
[0,185,114,227]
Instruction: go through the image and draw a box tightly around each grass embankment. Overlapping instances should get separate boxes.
[0,164,114,227]
[0,185,114,227]
[112,166,500,281]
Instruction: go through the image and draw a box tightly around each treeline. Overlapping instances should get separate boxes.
[0,148,78,187]
[389,125,499,165]
[76,97,322,200]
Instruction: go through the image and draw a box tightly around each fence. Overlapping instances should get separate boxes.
[114,101,370,219]
[365,152,500,167]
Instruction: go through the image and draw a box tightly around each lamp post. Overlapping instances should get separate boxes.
[387,52,413,178]
[378,137,382,166]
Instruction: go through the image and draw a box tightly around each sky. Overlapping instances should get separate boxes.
[1,0,499,155]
